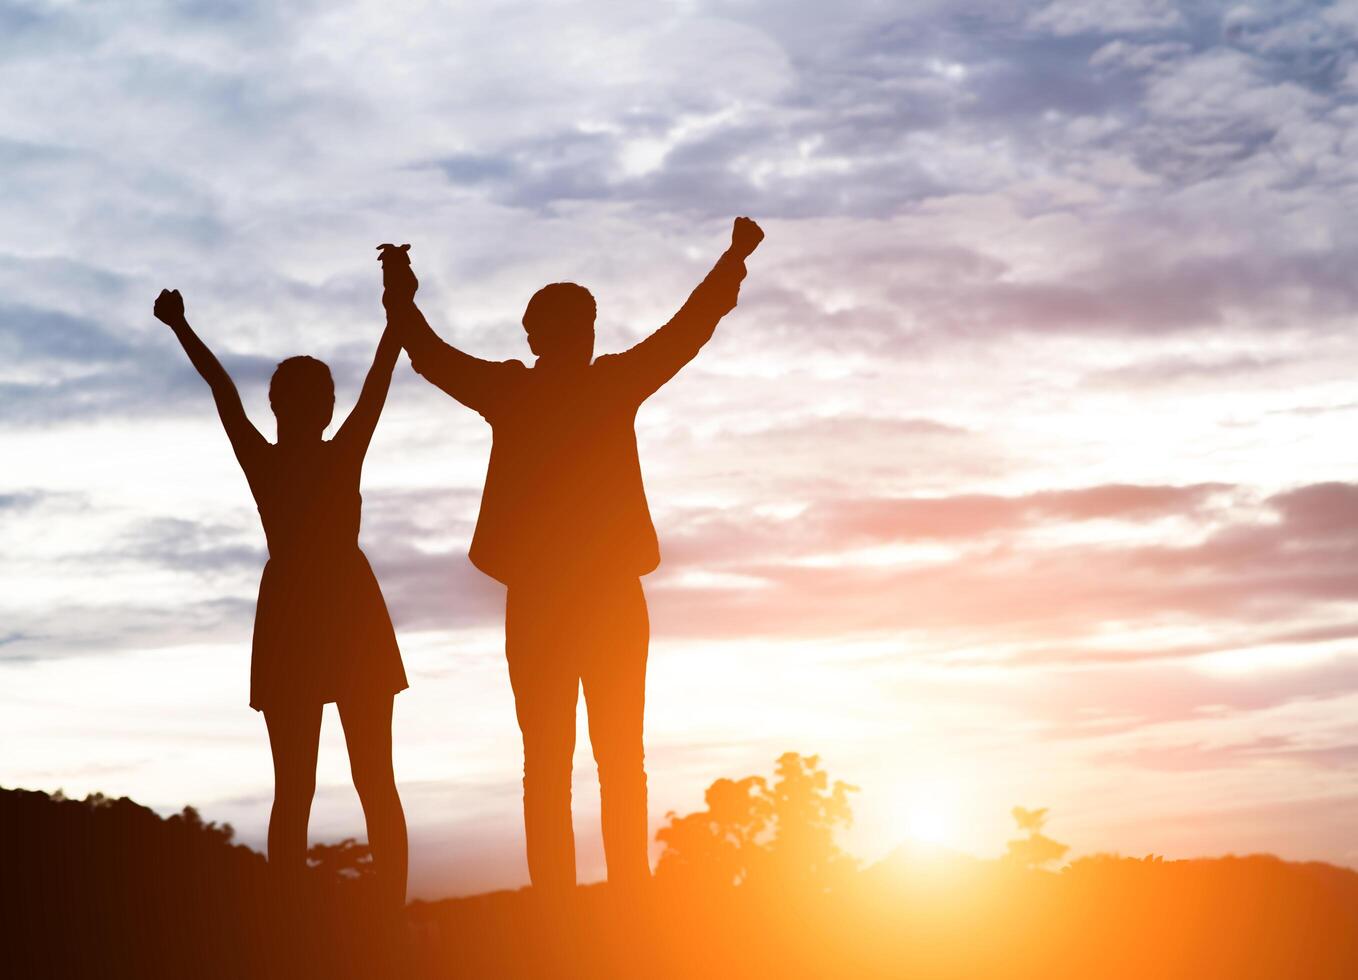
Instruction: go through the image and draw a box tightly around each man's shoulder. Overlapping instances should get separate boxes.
[478,357,529,380]
[588,353,642,391]
[485,359,529,400]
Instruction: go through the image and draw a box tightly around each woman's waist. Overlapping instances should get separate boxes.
[263,541,366,565]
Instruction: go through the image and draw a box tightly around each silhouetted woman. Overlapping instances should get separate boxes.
[153,283,409,913]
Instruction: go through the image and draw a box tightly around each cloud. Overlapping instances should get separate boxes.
[0,596,255,663]
[640,481,1358,664]
[34,470,1354,677]
[1028,0,1186,38]
[1084,352,1300,388]
[0,484,505,663]
[7,0,1358,437]
[655,481,1230,568]
[0,489,49,513]
[117,516,264,576]
[819,482,1231,541]
[0,287,393,428]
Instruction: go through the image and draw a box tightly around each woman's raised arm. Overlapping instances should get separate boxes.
[334,319,401,459]
[154,288,268,471]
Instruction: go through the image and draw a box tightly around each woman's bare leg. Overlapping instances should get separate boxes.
[263,703,324,896]
[338,694,408,912]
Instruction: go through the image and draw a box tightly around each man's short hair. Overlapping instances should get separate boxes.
[522,282,597,335]
[269,355,334,416]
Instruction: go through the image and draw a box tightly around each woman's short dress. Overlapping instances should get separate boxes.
[245,440,407,712]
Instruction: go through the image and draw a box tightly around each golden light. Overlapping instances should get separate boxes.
[892,780,960,850]
[906,803,952,847]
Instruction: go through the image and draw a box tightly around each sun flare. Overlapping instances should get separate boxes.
[907,803,950,841]
[906,805,952,846]
[893,782,960,850]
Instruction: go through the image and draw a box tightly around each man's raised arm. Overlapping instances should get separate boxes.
[378,244,515,417]
[610,217,764,402]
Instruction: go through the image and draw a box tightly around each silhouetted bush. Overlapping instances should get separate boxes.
[655,751,858,890]
[308,837,376,880]
[1005,805,1069,869]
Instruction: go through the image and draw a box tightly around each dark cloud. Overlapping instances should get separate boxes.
[1084,352,1299,388]
[1221,2,1358,92]
[118,516,264,576]
[404,0,1350,236]
[0,354,275,427]
[946,242,1358,338]
[1271,482,1358,534]
[76,487,505,645]
[0,489,49,513]
[434,153,514,185]
[0,596,255,663]
[360,487,506,632]
[1,302,135,365]
[0,1,76,57]
[0,293,387,427]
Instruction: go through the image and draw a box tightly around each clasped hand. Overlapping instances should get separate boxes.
[378,243,418,311]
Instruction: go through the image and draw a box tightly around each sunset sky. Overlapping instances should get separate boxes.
[6,0,1358,897]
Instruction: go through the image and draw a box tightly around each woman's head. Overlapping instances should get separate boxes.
[269,356,335,434]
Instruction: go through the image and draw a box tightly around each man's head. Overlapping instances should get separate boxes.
[522,282,596,365]
[269,355,335,434]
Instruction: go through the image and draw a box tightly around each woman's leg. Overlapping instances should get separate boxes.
[263,703,324,895]
[338,694,408,912]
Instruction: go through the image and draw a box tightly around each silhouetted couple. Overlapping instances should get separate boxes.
[155,216,764,912]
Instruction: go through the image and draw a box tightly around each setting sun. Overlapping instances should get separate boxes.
[907,805,952,847]
[893,782,960,850]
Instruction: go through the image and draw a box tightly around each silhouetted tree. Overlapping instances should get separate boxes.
[171,803,235,844]
[308,837,376,882]
[655,752,857,890]
[764,752,857,888]
[1005,806,1068,869]
[655,775,771,887]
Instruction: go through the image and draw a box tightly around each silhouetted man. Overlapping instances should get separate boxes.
[383,217,764,894]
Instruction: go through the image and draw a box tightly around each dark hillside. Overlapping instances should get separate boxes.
[7,785,1358,979]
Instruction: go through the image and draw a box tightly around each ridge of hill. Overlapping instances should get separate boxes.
[7,785,1358,979]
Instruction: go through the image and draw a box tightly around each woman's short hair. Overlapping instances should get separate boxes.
[268,356,334,418]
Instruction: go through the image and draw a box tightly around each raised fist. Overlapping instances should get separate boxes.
[153,288,186,326]
[377,243,418,309]
[730,216,764,259]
